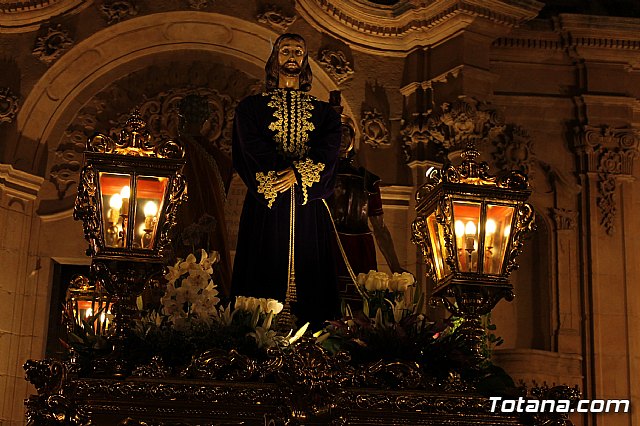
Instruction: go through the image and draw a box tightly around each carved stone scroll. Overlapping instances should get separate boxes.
[32,25,74,64]
[361,109,390,148]
[99,0,138,25]
[257,4,297,32]
[319,49,354,84]
[0,87,20,123]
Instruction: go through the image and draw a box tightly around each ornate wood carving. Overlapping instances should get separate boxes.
[32,25,74,64]
[24,353,579,425]
[99,0,138,25]
[574,125,640,235]
[256,4,297,32]
[319,49,354,84]
[0,87,20,123]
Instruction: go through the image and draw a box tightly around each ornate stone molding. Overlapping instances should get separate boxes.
[99,0,138,25]
[296,0,543,56]
[361,109,390,148]
[494,15,640,69]
[574,125,640,235]
[560,14,640,51]
[319,49,354,84]
[0,0,89,33]
[402,97,505,163]
[32,25,74,64]
[0,87,20,123]
[257,4,297,32]
[551,208,578,231]
[0,164,44,202]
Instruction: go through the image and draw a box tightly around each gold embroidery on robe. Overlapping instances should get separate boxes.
[294,159,325,205]
[264,90,315,158]
[256,171,278,208]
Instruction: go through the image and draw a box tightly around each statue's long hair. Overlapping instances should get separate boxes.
[265,33,313,92]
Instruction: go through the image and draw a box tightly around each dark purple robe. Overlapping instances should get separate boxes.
[231,89,342,327]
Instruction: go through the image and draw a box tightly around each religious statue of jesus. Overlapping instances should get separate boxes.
[230,33,342,328]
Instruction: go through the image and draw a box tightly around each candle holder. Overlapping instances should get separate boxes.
[412,143,535,364]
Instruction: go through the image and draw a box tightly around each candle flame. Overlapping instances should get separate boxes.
[143,201,158,217]
[485,219,497,235]
[455,220,465,237]
[120,185,130,199]
[465,221,476,236]
[109,193,122,209]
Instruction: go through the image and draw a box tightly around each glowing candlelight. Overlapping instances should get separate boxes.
[143,201,158,229]
[464,221,476,252]
[108,193,122,223]
[120,185,130,215]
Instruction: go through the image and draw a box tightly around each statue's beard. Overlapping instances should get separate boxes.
[280,61,302,77]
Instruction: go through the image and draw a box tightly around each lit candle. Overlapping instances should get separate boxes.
[485,219,496,250]
[108,193,122,223]
[143,201,158,229]
[120,185,130,216]
[464,221,476,252]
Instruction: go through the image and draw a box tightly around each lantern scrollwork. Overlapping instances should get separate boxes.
[412,143,535,363]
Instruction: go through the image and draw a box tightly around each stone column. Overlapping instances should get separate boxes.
[0,164,44,425]
[573,125,639,426]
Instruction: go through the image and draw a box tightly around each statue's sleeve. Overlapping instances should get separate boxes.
[292,104,342,205]
[232,99,280,208]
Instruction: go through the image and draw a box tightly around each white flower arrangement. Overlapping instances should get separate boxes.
[234,296,283,316]
[152,249,304,351]
[160,249,221,330]
[356,270,415,293]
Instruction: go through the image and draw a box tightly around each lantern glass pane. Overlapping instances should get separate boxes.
[99,172,132,248]
[133,176,168,250]
[452,201,481,273]
[483,204,515,274]
[68,293,112,334]
[426,213,446,280]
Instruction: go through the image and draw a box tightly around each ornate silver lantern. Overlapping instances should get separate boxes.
[412,144,535,361]
[73,111,187,375]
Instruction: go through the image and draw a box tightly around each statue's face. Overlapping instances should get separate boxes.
[278,38,306,77]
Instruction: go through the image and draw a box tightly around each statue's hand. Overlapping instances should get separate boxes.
[274,167,297,193]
